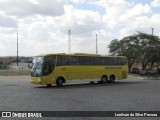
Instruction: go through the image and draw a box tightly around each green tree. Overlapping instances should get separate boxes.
[109,35,139,71]
[136,32,160,68]
[108,32,160,71]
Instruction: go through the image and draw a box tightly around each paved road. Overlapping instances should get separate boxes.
[0,75,159,120]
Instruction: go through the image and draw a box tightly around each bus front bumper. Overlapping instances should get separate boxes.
[30,78,43,84]
[30,77,56,85]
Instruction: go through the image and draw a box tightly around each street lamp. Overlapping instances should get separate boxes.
[68,30,71,54]
[17,33,18,66]
[96,34,98,54]
[151,27,154,36]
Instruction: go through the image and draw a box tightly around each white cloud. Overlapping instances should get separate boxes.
[0,0,160,56]
[0,15,17,28]
[71,0,86,4]
[151,0,160,7]
[128,4,151,17]
[99,0,129,28]
[0,0,65,18]
[119,14,160,39]
[101,1,152,29]
[51,5,104,35]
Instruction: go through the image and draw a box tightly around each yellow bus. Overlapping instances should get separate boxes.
[30,53,128,87]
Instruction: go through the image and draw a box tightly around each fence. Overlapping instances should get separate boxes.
[0,64,10,70]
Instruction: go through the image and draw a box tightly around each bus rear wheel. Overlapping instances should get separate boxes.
[101,75,108,83]
[109,75,115,83]
[47,84,52,87]
[56,77,64,87]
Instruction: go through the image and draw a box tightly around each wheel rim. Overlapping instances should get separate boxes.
[59,79,62,85]
[57,79,63,87]
[102,77,107,83]
[110,77,115,83]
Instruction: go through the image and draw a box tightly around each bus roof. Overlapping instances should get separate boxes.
[38,53,127,58]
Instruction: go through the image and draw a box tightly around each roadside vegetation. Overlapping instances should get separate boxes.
[108,32,160,73]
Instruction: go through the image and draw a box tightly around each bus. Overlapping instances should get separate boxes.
[30,53,128,87]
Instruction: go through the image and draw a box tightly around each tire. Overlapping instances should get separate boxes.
[47,84,52,87]
[109,75,115,83]
[56,78,63,87]
[101,76,108,83]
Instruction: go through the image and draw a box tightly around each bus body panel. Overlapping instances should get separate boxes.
[30,53,128,86]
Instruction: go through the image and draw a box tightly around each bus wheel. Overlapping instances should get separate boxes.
[109,75,115,83]
[47,84,52,87]
[101,75,108,83]
[56,77,64,87]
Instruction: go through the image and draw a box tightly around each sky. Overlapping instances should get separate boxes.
[0,0,160,56]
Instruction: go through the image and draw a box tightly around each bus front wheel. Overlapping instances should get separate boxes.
[56,77,64,87]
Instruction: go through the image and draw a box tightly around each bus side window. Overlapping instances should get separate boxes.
[73,56,79,65]
[43,56,55,75]
[107,58,112,65]
[57,56,69,66]
[91,57,99,65]
[84,57,91,65]
[109,58,116,65]
[121,58,127,65]
[79,56,84,65]
[68,56,79,65]
[99,58,105,65]
[115,58,120,65]
[105,58,109,65]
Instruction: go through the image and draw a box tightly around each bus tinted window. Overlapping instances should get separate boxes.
[57,56,69,66]
[114,58,120,65]
[121,58,127,65]
[99,58,105,65]
[57,55,127,66]
[43,56,55,75]
[107,58,113,65]
[68,56,80,65]
[79,56,84,64]
[91,57,99,65]
[84,57,91,65]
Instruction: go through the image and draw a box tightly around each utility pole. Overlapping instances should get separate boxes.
[96,34,98,54]
[68,30,71,54]
[151,27,154,36]
[17,33,18,66]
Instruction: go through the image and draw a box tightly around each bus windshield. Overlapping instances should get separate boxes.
[31,56,43,77]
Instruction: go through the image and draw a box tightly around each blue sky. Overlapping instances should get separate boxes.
[0,0,160,56]
[73,3,106,15]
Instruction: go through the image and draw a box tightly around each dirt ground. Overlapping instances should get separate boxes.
[0,70,30,76]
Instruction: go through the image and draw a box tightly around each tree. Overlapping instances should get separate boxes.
[136,32,160,68]
[108,39,121,55]
[109,35,139,72]
[108,32,160,71]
